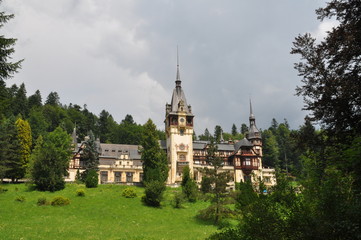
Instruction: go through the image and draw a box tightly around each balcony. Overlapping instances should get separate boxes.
[234,165,259,170]
[177,161,189,166]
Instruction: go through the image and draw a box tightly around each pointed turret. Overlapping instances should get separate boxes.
[166,49,192,114]
[247,100,261,140]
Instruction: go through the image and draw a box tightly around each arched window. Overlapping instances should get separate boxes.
[179,154,186,161]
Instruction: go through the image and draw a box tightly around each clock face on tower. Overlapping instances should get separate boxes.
[179,143,185,150]
[179,117,185,123]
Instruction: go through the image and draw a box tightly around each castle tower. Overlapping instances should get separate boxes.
[165,54,194,184]
[246,100,263,168]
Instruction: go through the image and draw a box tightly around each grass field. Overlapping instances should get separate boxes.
[0,183,218,240]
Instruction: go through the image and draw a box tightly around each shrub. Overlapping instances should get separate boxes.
[122,187,137,198]
[0,186,8,193]
[85,169,98,188]
[142,180,166,207]
[51,196,70,206]
[37,197,49,206]
[15,196,26,202]
[172,191,185,209]
[183,180,198,202]
[76,189,85,197]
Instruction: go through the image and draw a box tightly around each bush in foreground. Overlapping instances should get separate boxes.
[142,180,165,207]
[85,169,98,188]
[51,196,70,206]
[122,187,137,198]
[37,197,49,206]
[76,189,85,197]
[15,196,26,202]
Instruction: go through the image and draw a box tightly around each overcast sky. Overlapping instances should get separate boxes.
[3,0,335,135]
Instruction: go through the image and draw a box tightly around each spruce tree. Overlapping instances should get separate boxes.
[0,2,23,81]
[141,119,168,207]
[80,131,100,187]
[0,116,21,182]
[198,138,232,224]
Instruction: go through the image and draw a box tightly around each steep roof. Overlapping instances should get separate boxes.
[234,138,253,152]
[167,55,192,115]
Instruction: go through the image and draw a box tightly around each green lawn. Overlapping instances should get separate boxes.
[0,183,217,240]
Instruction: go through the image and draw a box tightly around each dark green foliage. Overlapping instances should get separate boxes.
[45,92,60,106]
[28,90,42,110]
[201,176,212,194]
[122,187,137,198]
[213,125,222,143]
[37,197,49,206]
[240,123,248,135]
[142,180,166,207]
[291,0,361,137]
[141,119,168,207]
[76,189,85,197]
[31,127,72,192]
[14,195,25,202]
[50,196,70,206]
[231,124,238,136]
[141,119,168,184]
[0,4,23,81]
[172,191,185,208]
[198,128,211,141]
[0,116,22,182]
[199,138,232,225]
[85,169,98,188]
[181,166,197,202]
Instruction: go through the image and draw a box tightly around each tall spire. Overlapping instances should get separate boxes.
[176,46,181,88]
[249,99,255,120]
[247,99,261,140]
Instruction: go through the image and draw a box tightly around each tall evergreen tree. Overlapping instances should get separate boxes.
[198,138,232,224]
[231,123,238,136]
[45,92,60,106]
[240,123,248,135]
[15,118,32,179]
[141,119,168,207]
[0,116,21,182]
[214,125,223,143]
[13,83,28,117]
[28,89,42,109]
[0,2,23,81]
[80,131,100,188]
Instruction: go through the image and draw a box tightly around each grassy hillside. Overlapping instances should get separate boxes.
[0,184,217,240]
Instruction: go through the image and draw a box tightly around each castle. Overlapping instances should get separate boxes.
[68,61,276,188]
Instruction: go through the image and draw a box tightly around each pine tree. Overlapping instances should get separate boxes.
[141,119,168,207]
[80,130,100,187]
[181,166,197,202]
[231,123,238,136]
[0,3,23,81]
[198,138,232,224]
[0,116,21,182]
[13,83,28,117]
[28,90,42,109]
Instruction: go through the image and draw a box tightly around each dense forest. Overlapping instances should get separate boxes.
[1,0,361,238]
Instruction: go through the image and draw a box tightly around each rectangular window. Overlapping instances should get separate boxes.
[245,158,251,166]
[114,172,122,182]
[139,173,144,182]
[100,171,108,183]
[126,172,133,183]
